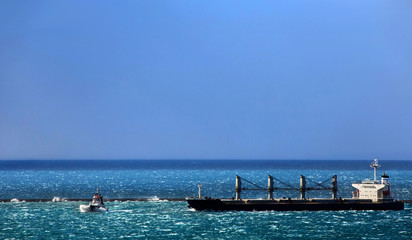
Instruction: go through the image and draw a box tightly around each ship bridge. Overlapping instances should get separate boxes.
[352,159,392,202]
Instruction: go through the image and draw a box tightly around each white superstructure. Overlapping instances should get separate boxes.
[352,158,392,202]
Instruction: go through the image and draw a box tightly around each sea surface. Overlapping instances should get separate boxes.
[1,160,411,239]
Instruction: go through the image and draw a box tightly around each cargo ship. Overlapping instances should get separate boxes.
[186,159,404,211]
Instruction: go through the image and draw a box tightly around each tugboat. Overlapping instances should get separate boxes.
[79,187,109,212]
[186,159,404,211]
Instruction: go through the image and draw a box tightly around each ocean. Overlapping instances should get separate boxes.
[1,160,411,239]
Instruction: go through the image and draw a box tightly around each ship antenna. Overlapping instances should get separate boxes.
[370,158,380,182]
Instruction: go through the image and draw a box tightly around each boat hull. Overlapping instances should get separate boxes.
[79,204,109,212]
[186,198,404,211]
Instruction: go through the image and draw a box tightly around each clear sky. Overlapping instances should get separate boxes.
[1,1,411,160]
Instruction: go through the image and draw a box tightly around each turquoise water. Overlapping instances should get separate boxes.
[1,160,411,239]
[1,201,411,239]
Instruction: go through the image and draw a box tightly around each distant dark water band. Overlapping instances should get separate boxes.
[0,198,186,202]
[1,199,412,203]
[1,160,412,170]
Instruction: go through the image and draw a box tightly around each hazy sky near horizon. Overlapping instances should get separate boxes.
[1,1,412,160]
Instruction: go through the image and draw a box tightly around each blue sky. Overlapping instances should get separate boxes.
[1,1,411,160]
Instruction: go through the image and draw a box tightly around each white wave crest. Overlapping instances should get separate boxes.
[148,196,168,202]
[52,197,66,202]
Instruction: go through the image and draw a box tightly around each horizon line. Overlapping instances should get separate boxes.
[1,159,411,161]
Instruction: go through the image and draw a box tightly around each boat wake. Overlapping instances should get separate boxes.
[79,204,108,212]
[79,204,90,212]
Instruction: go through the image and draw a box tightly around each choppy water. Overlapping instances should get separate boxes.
[1,201,411,239]
[1,160,411,239]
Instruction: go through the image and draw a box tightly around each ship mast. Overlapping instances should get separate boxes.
[370,158,380,182]
[198,184,202,198]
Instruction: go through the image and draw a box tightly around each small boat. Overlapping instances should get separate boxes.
[79,187,109,212]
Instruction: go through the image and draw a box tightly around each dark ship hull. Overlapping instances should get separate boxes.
[186,198,404,211]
